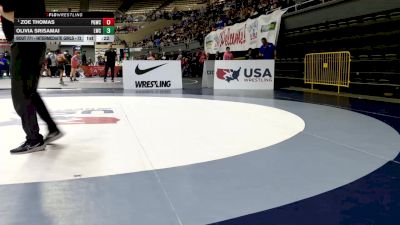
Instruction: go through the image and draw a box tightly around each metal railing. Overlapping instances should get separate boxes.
[304,51,351,93]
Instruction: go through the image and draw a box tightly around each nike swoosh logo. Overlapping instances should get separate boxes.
[135,63,167,75]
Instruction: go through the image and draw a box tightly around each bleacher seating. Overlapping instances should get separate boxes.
[126,0,164,15]
[276,8,400,97]
[45,0,80,12]
[88,0,122,12]
[163,0,206,12]
[45,0,122,12]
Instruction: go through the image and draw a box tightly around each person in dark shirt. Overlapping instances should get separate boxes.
[245,48,258,59]
[3,51,10,76]
[104,44,117,82]
[215,51,222,60]
[55,49,67,85]
[0,53,9,77]
[64,50,72,79]
[259,37,277,60]
[1,0,63,154]
[81,51,87,65]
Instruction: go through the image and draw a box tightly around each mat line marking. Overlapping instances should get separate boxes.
[303,131,400,165]
[118,101,184,225]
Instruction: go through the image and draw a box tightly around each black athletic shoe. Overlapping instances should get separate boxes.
[104,78,107,82]
[44,130,64,144]
[10,140,46,154]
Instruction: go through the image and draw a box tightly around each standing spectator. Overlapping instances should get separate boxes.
[155,38,161,51]
[70,50,81,82]
[147,51,156,60]
[4,50,10,61]
[0,53,9,77]
[56,49,67,85]
[246,48,258,59]
[199,51,207,64]
[223,47,234,60]
[197,32,204,47]
[161,52,167,60]
[3,51,10,76]
[185,38,190,49]
[104,44,117,82]
[190,53,198,77]
[87,57,93,66]
[215,51,222,60]
[81,50,87,65]
[259,37,276,59]
[97,57,105,66]
[216,16,224,29]
[182,57,190,77]
[64,50,72,78]
[198,51,207,77]
[47,51,57,77]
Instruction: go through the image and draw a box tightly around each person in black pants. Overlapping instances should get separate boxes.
[104,44,117,82]
[1,0,63,154]
[64,50,72,79]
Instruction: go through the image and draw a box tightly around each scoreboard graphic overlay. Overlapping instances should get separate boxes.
[14,12,115,43]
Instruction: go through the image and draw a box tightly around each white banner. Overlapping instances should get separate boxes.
[214,60,275,90]
[123,60,183,89]
[205,9,286,54]
[202,61,215,88]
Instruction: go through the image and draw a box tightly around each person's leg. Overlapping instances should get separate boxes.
[111,65,115,81]
[50,66,56,77]
[71,68,77,81]
[59,68,64,84]
[45,66,49,77]
[10,43,45,146]
[11,78,43,142]
[65,64,71,81]
[32,91,58,133]
[104,64,110,81]
[65,64,71,77]
[30,52,62,142]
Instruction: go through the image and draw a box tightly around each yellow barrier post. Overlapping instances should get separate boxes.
[304,51,351,94]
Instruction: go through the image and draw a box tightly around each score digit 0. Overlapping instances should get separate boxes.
[102,18,115,26]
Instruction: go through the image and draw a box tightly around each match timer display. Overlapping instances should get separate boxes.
[14,12,115,43]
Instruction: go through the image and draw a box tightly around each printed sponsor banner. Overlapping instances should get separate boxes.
[205,9,286,54]
[123,60,182,89]
[81,65,121,77]
[202,60,215,88]
[214,60,274,90]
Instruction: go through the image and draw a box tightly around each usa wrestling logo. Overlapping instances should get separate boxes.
[216,67,241,82]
